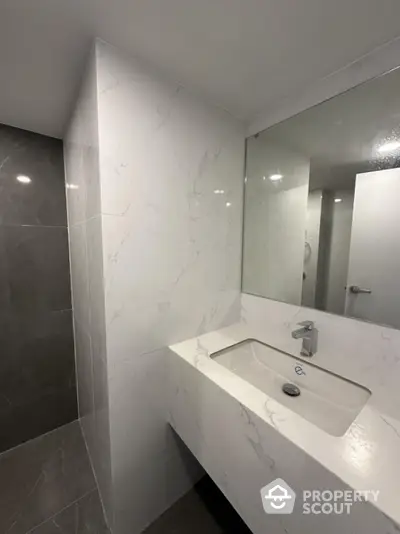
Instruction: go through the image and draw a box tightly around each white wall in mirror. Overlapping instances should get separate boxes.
[243,140,309,305]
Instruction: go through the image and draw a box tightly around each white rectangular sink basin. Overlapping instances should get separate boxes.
[211,339,371,436]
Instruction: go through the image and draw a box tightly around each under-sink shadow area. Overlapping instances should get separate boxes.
[144,475,252,534]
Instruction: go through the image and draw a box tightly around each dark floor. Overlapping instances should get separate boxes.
[0,420,109,534]
[144,476,252,534]
[0,419,251,534]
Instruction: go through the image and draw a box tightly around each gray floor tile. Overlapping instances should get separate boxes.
[0,421,96,534]
[29,490,110,534]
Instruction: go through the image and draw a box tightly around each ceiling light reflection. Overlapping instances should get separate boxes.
[377,141,400,153]
[16,175,31,184]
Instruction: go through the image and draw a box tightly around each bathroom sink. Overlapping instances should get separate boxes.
[211,340,371,436]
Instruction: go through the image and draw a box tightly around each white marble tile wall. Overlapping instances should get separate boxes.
[64,49,113,528]
[241,293,400,421]
[94,40,245,533]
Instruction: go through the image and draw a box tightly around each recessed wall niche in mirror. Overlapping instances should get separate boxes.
[242,66,400,329]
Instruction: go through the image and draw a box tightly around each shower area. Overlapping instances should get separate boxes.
[0,123,108,533]
[0,123,76,451]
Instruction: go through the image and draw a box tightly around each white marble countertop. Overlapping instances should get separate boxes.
[170,323,400,527]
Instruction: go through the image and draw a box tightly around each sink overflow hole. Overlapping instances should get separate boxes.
[282,383,301,397]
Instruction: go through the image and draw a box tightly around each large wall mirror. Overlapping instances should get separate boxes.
[243,66,400,330]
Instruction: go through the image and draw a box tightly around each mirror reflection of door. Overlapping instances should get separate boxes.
[345,168,400,328]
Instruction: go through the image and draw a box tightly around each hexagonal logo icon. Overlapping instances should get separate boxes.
[260,478,296,514]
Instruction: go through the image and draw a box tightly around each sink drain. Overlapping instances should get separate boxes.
[282,383,301,397]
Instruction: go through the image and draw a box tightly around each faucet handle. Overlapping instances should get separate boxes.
[297,320,314,329]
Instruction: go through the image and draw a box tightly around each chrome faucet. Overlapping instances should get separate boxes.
[291,320,318,357]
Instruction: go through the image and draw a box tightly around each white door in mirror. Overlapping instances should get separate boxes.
[346,168,400,328]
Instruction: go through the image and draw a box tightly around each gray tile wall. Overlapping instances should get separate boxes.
[0,123,77,453]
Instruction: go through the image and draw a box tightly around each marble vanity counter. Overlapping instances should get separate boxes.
[169,323,400,532]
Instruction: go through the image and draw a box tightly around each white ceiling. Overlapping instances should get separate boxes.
[1,0,400,138]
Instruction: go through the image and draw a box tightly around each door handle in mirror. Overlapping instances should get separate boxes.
[349,285,372,294]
